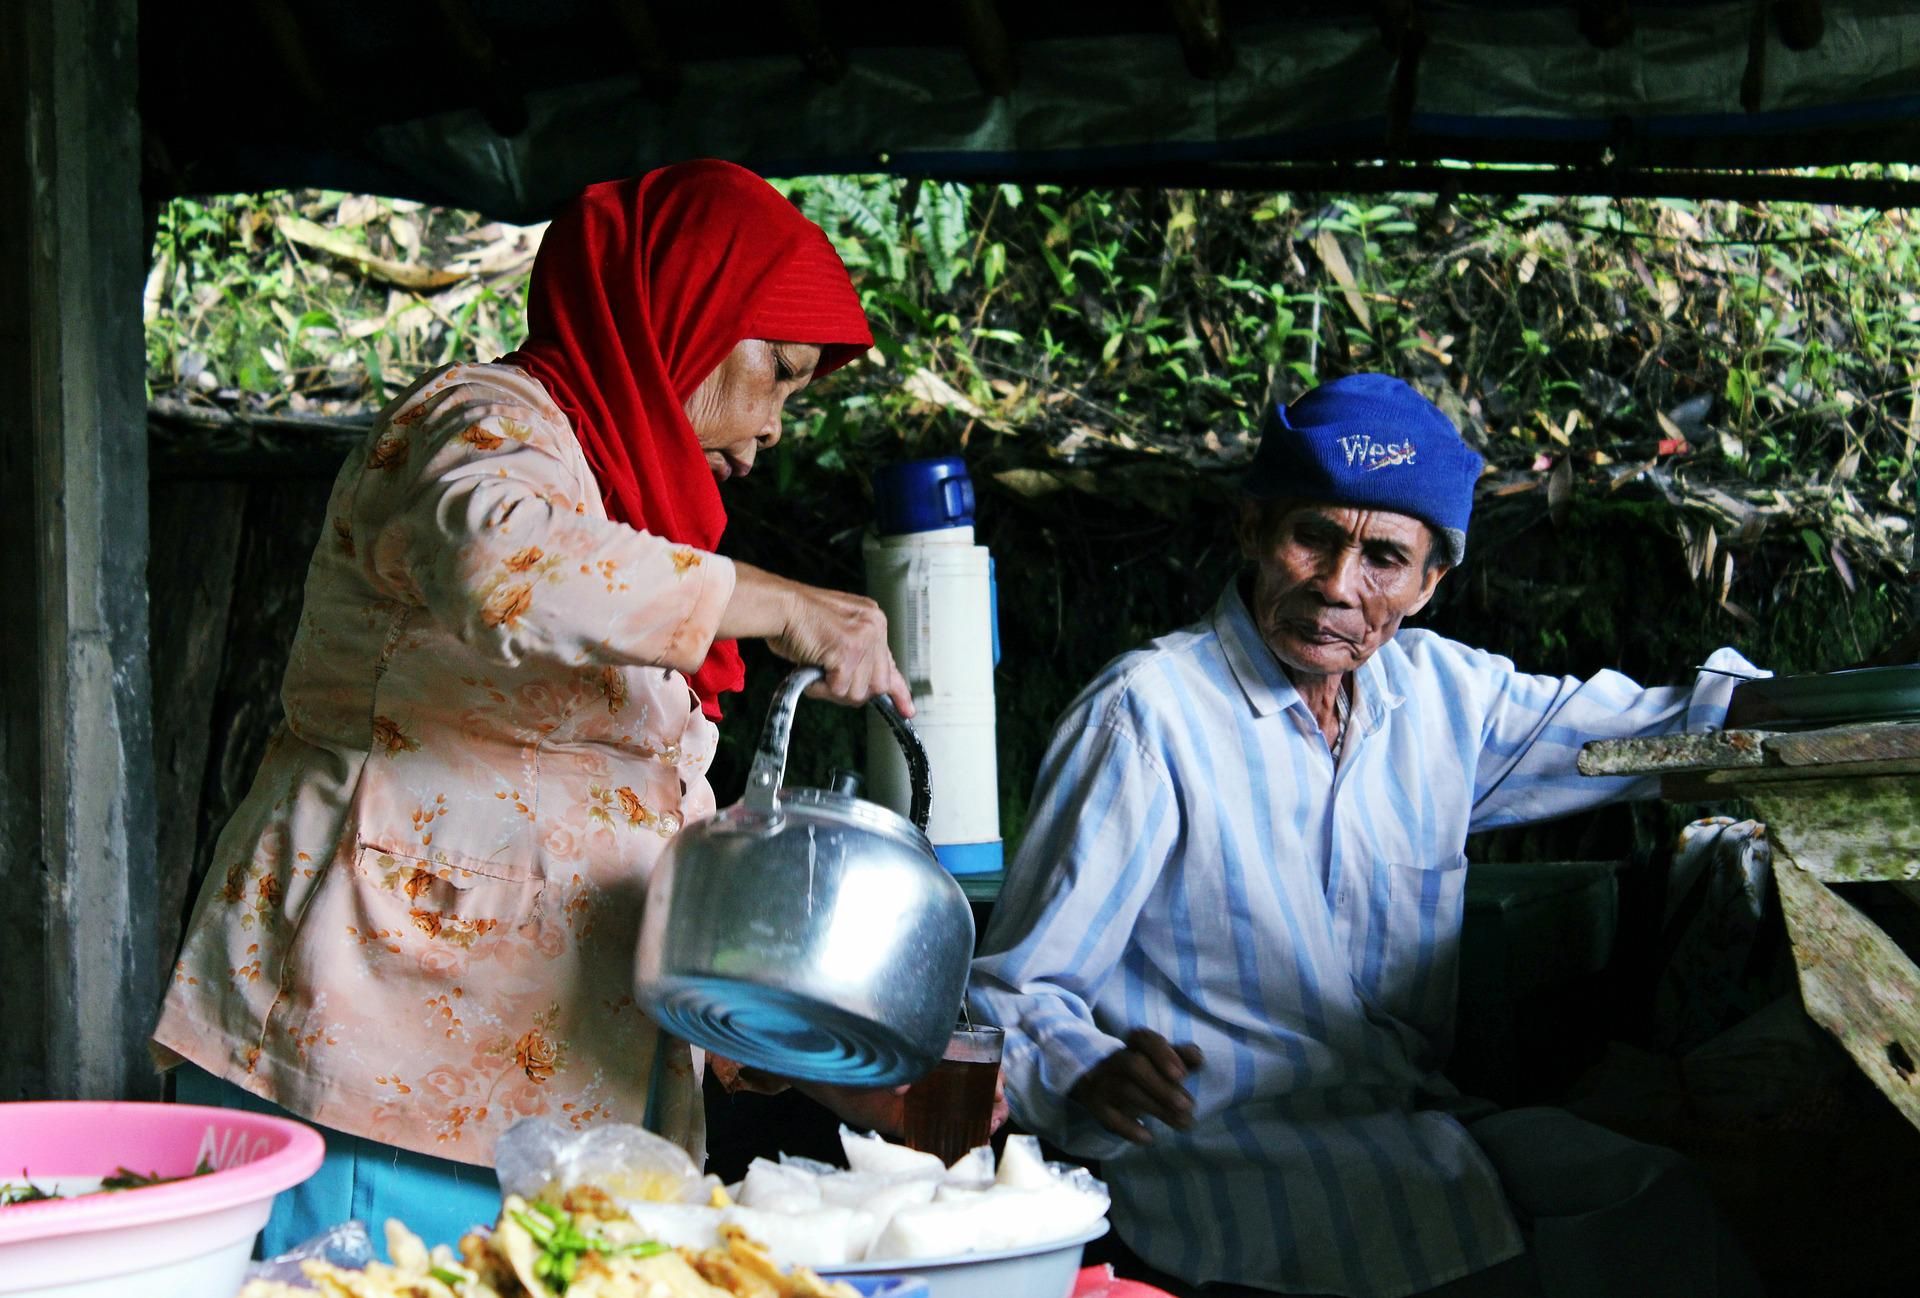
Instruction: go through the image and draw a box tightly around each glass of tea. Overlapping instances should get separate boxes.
[901,1023,1004,1167]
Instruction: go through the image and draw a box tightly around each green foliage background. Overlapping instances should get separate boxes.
[147,180,1918,846]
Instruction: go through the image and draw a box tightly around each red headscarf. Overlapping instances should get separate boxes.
[503,160,873,718]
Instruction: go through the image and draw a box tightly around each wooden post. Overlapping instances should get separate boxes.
[0,0,160,1101]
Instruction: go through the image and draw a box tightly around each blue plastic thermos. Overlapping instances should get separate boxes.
[864,458,1002,876]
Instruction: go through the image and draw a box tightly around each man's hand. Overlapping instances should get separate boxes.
[1069,1029,1204,1145]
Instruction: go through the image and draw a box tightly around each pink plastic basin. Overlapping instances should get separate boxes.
[0,1101,324,1297]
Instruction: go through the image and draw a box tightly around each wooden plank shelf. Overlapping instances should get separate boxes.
[1580,722,1920,1132]
[1579,720,1920,781]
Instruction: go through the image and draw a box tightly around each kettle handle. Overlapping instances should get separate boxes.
[742,667,932,832]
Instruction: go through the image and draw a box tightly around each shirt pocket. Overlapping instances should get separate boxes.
[1368,852,1470,1055]
[275,841,551,1055]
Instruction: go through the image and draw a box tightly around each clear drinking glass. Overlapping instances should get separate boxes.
[901,1023,1004,1167]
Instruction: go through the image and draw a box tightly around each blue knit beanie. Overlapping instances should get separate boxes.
[1241,374,1483,564]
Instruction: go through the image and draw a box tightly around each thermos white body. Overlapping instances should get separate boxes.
[863,470,1002,877]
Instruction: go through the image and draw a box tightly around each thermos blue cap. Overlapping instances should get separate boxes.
[872,457,975,536]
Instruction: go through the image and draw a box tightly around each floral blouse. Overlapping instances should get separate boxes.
[153,362,737,1167]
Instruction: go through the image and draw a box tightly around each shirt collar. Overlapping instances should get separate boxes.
[1214,579,1297,718]
[1211,578,1408,732]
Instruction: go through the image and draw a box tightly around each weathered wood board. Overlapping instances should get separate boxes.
[1738,776,1920,884]
[1774,847,1920,1131]
[177,482,329,934]
[1582,723,1920,1133]
[2,0,159,1103]
[148,482,247,963]
[1581,721,1920,783]
[1768,724,1920,768]
[1577,727,1770,777]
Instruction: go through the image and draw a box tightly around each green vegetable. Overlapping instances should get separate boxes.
[1,1159,216,1207]
[100,1159,215,1191]
[429,1264,469,1289]
[508,1202,666,1295]
[0,1178,57,1206]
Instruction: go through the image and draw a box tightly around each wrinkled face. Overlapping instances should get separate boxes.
[1236,500,1449,676]
[683,340,823,481]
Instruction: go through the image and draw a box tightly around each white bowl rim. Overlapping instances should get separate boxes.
[817,1220,1108,1273]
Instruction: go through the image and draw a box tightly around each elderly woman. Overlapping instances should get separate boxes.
[153,161,909,1253]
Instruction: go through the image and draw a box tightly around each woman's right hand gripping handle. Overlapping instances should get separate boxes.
[721,562,914,716]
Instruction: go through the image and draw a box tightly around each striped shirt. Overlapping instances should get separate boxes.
[970,580,1755,1297]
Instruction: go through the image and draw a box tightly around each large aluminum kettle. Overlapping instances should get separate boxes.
[634,667,975,1087]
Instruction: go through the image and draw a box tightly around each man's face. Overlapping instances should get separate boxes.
[1236,500,1449,677]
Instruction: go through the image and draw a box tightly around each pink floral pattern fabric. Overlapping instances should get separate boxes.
[154,362,736,1167]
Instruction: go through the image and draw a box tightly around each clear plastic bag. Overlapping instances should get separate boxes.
[493,1116,719,1205]
[240,1219,375,1288]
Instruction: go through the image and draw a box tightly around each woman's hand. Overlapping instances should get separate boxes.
[721,563,913,715]
[772,584,913,715]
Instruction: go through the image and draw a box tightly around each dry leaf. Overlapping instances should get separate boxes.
[902,367,986,419]
[1312,230,1370,331]
[1830,541,1857,593]
[335,194,381,228]
[993,468,1096,498]
[446,223,548,279]
[994,468,1065,498]
[1547,455,1573,525]
[1608,457,1658,491]
[1198,315,1233,367]
[388,215,421,256]
[276,216,465,292]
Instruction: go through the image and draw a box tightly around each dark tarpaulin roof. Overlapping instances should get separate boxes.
[142,1,1920,221]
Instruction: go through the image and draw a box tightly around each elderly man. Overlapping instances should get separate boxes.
[969,375,1761,1298]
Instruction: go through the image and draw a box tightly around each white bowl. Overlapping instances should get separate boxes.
[818,1224,1107,1298]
